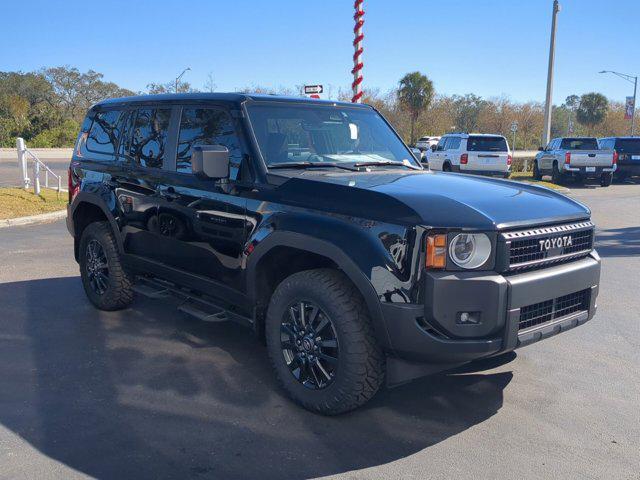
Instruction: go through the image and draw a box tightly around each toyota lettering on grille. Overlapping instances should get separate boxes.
[539,235,573,252]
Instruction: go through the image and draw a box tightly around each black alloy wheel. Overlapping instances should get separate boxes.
[85,239,109,295]
[280,300,339,390]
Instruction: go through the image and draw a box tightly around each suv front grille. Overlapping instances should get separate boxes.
[502,221,594,271]
[519,289,590,331]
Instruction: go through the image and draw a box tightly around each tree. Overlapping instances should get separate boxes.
[576,92,609,134]
[450,94,487,133]
[43,66,134,121]
[397,72,434,144]
[147,79,194,94]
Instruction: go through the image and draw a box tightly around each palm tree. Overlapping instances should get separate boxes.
[576,93,609,134]
[398,72,434,145]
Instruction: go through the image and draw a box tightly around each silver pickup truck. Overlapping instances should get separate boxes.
[533,137,616,186]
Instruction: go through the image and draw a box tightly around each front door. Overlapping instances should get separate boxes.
[152,105,250,296]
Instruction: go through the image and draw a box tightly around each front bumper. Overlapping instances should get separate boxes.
[382,252,601,366]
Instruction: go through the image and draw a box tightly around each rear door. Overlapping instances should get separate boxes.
[465,135,509,171]
[151,104,249,296]
[615,138,640,165]
[115,105,177,262]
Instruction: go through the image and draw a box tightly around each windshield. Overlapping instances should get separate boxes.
[615,138,640,154]
[560,138,598,150]
[246,103,419,168]
[467,136,508,152]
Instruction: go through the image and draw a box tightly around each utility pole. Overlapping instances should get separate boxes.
[600,70,638,136]
[542,0,561,146]
[351,0,364,103]
[175,67,191,93]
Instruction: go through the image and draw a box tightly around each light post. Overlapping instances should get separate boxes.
[542,0,561,147]
[599,70,638,136]
[175,67,191,93]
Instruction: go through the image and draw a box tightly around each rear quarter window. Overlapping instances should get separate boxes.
[83,109,123,161]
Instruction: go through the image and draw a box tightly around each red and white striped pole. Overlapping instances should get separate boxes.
[351,0,364,103]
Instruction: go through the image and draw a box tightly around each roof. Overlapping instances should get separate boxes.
[95,92,370,109]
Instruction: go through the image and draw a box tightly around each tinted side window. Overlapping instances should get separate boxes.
[437,137,449,150]
[448,137,461,150]
[86,110,122,159]
[130,108,171,168]
[177,107,243,179]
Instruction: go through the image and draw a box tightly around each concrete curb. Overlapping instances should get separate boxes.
[0,209,67,229]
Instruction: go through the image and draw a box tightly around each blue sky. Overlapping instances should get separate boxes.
[3,0,639,104]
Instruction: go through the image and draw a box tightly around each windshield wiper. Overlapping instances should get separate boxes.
[352,161,420,170]
[269,162,360,172]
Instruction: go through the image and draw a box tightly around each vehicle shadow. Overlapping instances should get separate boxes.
[595,226,640,258]
[0,277,513,480]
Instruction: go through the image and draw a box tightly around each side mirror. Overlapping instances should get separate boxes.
[538,146,544,151]
[430,144,438,152]
[192,145,229,179]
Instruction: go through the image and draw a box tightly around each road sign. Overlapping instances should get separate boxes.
[510,121,518,133]
[304,85,323,95]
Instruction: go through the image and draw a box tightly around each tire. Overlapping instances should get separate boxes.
[265,269,385,415]
[443,162,452,172]
[79,221,134,311]
[600,172,613,187]
[551,162,564,184]
[532,161,542,180]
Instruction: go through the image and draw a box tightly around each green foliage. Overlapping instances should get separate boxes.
[398,71,434,144]
[30,119,79,147]
[576,92,609,132]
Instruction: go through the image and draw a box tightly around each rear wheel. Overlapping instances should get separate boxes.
[265,269,385,415]
[79,222,134,311]
[443,162,452,172]
[532,161,542,180]
[551,162,564,184]
[600,172,613,187]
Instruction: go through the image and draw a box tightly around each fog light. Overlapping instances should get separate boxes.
[457,311,481,324]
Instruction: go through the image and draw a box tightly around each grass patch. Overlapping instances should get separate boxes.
[508,171,566,190]
[0,188,67,220]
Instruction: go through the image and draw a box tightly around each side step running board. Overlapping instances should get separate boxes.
[133,276,253,327]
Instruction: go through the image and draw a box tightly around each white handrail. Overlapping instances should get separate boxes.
[16,138,65,196]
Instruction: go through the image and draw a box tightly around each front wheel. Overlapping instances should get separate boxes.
[265,269,385,415]
[79,221,134,311]
[532,161,542,180]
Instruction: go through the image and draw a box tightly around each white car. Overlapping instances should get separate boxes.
[426,133,512,177]
[415,136,441,152]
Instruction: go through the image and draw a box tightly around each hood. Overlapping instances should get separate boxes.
[272,169,590,230]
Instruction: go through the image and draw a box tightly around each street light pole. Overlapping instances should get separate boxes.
[175,67,191,93]
[599,70,638,136]
[542,0,561,147]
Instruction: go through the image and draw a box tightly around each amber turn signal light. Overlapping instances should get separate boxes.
[426,234,447,269]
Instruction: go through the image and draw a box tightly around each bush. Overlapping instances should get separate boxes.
[30,119,79,147]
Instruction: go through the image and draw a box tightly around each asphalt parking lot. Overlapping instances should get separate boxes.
[0,183,639,480]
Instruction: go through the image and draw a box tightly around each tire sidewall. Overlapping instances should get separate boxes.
[265,275,363,410]
[79,223,124,309]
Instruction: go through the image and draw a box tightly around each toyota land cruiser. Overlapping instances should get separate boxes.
[67,93,601,415]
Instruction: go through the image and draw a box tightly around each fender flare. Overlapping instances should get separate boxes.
[69,192,124,253]
[246,231,393,350]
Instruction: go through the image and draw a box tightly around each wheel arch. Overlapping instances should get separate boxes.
[70,193,123,261]
[246,232,392,350]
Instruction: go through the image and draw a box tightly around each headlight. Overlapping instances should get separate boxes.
[449,233,491,269]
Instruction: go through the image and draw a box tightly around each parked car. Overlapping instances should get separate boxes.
[426,133,512,178]
[598,136,640,182]
[67,93,601,415]
[534,137,616,186]
[415,136,441,152]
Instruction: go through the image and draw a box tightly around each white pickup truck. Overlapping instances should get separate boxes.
[533,137,616,186]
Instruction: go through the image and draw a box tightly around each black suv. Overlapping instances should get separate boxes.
[598,136,640,181]
[68,93,601,414]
